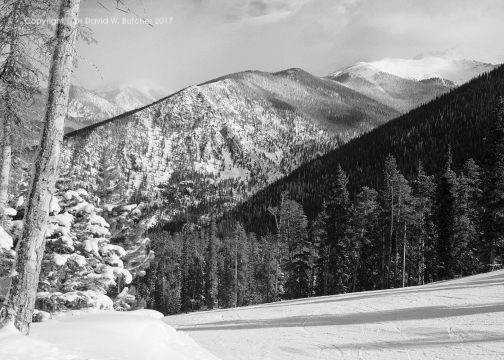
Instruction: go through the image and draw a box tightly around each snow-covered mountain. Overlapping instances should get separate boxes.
[65,86,123,132]
[64,82,168,133]
[165,270,504,360]
[95,80,168,112]
[62,68,398,223]
[353,54,496,84]
[328,53,496,113]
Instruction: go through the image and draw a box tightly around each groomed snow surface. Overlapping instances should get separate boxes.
[0,309,219,360]
[1,271,503,360]
[165,270,504,360]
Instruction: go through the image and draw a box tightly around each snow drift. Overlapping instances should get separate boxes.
[0,310,220,360]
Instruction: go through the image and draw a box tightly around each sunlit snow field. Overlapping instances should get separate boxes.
[1,271,503,360]
[165,270,504,360]
[0,309,219,360]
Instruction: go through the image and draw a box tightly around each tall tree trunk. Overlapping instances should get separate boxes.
[1,0,80,335]
[323,249,329,295]
[381,234,385,289]
[269,207,280,299]
[352,228,365,292]
[351,259,360,292]
[234,235,238,308]
[388,186,394,288]
[402,223,407,288]
[0,116,12,221]
[418,210,425,285]
[0,0,20,222]
[275,238,279,298]
[395,191,403,288]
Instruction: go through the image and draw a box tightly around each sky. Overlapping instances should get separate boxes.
[74,0,504,94]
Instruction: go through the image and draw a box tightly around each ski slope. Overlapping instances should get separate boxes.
[165,270,504,360]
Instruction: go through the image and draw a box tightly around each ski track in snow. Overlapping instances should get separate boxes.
[165,271,504,360]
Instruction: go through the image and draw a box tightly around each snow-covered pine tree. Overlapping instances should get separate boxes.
[1,0,81,334]
[0,0,55,221]
[36,188,132,312]
[1,175,155,315]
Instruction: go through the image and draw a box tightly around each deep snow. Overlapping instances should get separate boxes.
[0,309,220,360]
[165,270,504,360]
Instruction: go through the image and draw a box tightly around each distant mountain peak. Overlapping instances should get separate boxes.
[332,54,496,85]
[327,53,496,113]
[63,80,170,133]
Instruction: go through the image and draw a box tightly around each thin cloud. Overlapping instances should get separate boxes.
[75,0,504,93]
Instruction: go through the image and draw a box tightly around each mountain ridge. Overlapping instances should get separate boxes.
[67,68,398,138]
[61,67,398,224]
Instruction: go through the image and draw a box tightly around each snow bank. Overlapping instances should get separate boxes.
[49,197,61,215]
[0,310,221,360]
[53,212,74,228]
[0,225,13,250]
[0,322,75,360]
[4,207,17,217]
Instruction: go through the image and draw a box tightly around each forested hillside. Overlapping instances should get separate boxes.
[234,65,504,231]
[136,65,504,315]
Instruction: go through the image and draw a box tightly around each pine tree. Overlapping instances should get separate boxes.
[0,0,55,221]
[348,187,379,292]
[326,165,351,294]
[380,155,400,288]
[140,232,181,315]
[411,162,435,285]
[1,0,81,334]
[280,197,310,299]
[234,223,249,307]
[217,236,237,308]
[435,147,458,280]
[311,202,328,296]
[204,219,218,309]
[454,159,482,275]
[482,98,504,270]
[180,233,192,312]
[245,232,261,304]
[395,174,413,287]
[255,234,276,302]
